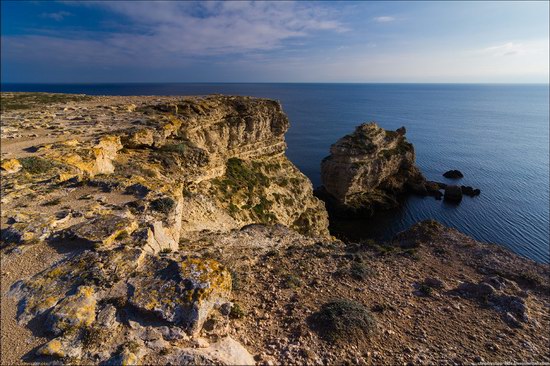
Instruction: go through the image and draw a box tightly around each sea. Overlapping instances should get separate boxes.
[2,83,549,263]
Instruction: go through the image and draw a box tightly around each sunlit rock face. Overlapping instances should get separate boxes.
[319,122,426,215]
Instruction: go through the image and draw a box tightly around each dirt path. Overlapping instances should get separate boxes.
[1,244,66,365]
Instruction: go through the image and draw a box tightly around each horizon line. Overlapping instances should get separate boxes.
[2,81,549,86]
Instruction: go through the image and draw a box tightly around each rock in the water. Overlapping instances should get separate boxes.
[319,123,425,214]
[443,170,464,179]
[444,185,463,202]
[461,185,481,197]
[425,181,444,200]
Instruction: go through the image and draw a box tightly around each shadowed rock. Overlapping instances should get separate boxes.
[443,170,464,179]
[444,185,463,203]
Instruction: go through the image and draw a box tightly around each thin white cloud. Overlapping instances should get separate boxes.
[41,11,72,21]
[373,16,395,23]
[480,41,547,57]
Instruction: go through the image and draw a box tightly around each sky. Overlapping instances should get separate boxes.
[1,1,549,83]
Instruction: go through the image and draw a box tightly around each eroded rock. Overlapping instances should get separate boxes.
[319,123,426,215]
[68,214,137,248]
[46,285,97,335]
[1,158,22,173]
[128,256,232,335]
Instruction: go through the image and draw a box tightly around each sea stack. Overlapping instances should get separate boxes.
[318,122,427,215]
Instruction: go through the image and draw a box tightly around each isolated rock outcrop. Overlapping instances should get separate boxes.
[444,185,463,202]
[318,122,426,214]
[443,170,464,179]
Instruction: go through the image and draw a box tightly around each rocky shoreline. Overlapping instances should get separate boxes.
[1,92,548,365]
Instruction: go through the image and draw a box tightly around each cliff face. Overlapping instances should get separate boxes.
[2,95,329,243]
[0,94,328,365]
[320,123,425,214]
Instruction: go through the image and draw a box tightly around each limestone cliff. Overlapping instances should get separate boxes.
[319,123,426,215]
[0,94,330,365]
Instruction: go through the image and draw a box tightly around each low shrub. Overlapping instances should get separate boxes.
[418,284,433,297]
[229,303,245,319]
[19,156,54,174]
[349,262,377,280]
[308,299,376,343]
[150,197,176,214]
[282,274,303,289]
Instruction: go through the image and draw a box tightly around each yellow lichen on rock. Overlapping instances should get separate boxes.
[1,158,22,173]
[37,339,65,358]
[48,285,97,335]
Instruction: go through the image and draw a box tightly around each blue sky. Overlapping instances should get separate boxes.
[1,1,548,83]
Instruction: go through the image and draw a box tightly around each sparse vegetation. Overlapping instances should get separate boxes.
[230,269,242,291]
[212,158,276,223]
[308,299,376,343]
[1,92,91,111]
[159,143,185,153]
[229,303,245,319]
[115,231,129,241]
[349,261,377,280]
[282,273,303,288]
[418,284,433,297]
[150,197,176,214]
[19,156,54,174]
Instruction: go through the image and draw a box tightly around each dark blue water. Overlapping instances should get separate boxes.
[2,83,549,263]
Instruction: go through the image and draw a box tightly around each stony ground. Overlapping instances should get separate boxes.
[1,93,549,365]
[197,223,550,365]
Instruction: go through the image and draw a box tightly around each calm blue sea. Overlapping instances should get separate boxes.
[2,83,549,263]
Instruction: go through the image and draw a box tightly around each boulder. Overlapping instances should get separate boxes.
[1,158,22,173]
[128,256,232,335]
[444,185,463,203]
[461,185,481,197]
[443,170,464,179]
[46,286,97,335]
[168,336,255,365]
[68,214,138,248]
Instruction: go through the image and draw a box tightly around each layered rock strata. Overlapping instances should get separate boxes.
[0,93,329,364]
[318,123,428,215]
